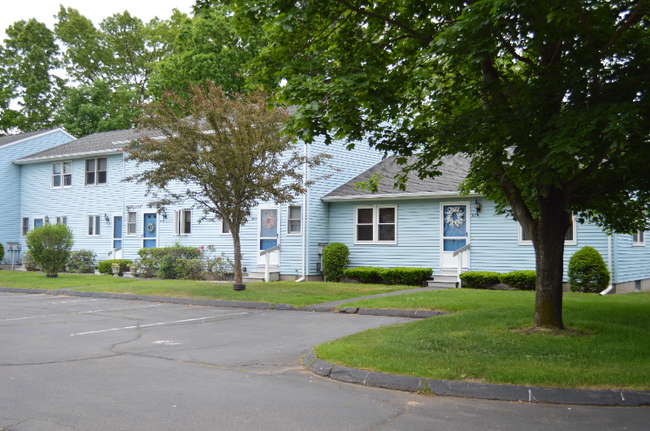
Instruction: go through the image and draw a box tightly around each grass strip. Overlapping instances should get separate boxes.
[0,271,416,308]
[316,289,650,390]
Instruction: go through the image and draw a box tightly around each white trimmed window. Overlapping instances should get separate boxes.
[287,206,302,235]
[127,211,137,235]
[633,230,645,246]
[519,218,577,246]
[33,218,44,230]
[221,219,231,235]
[87,215,101,236]
[354,205,397,244]
[55,216,67,226]
[52,161,72,188]
[174,209,192,235]
[22,217,29,236]
[85,158,107,186]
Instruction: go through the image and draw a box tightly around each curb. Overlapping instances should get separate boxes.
[302,350,650,407]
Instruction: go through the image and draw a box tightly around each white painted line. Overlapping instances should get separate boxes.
[2,304,161,322]
[51,299,108,304]
[70,312,249,336]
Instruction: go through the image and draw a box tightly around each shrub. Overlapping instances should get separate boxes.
[98,259,132,276]
[569,246,610,293]
[0,242,4,263]
[383,267,433,286]
[175,258,207,280]
[67,250,97,274]
[137,246,199,278]
[459,271,501,289]
[343,267,384,284]
[208,252,235,281]
[321,242,350,282]
[22,251,40,271]
[500,270,537,290]
[25,222,74,276]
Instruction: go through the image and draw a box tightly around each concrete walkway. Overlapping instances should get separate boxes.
[299,286,446,312]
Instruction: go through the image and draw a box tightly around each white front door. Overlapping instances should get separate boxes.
[441,203,469,269]
[257,207,279,267]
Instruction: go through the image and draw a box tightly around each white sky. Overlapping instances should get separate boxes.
[1,1,197,39]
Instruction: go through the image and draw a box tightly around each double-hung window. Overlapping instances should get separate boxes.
[87,215,101,236]
[287,206,302,235]
[633,230,645,246]
[221,219,231,235]
[85,158,107,186]
[55,216,67,226]
[174,209,192,235]
[354,205,397,244]
[519,218,577,246]
[22,217,29,236]
[127,211,137,235]
[52,161,72,188]
[33,218,44,230]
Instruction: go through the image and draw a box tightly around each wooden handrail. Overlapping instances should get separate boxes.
[452,243,470,257]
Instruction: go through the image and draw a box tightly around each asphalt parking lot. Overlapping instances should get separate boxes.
[1,292,648,431]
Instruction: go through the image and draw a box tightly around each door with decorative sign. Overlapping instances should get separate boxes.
[143,213,157,249]
[113,215,123,259]
[257,207,279,267]
[441,203,469,269]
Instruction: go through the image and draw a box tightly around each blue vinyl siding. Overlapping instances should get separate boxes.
[613,233,650,284]
[0,130,74,252]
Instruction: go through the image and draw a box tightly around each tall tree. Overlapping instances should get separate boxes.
[148,6,270,101]
[124,83,331,287]
[0,19,65,132]
[224,0,650,328]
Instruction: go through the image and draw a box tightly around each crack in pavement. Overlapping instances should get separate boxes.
[3,417,80,431]
[368,406,409,430]
[0,353,126,367]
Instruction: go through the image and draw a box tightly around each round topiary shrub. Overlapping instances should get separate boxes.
[321,242,351,282]
[568,246,610,293]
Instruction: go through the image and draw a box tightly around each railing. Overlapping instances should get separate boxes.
[107,246,122,257]
[452,244,471,286]
[259,245,280,282]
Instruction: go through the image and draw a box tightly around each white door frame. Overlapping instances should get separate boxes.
[142,211,159,249]
[257,205,280,267]
[440,201,470,270]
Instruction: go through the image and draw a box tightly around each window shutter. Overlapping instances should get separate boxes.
[174,210,179,235]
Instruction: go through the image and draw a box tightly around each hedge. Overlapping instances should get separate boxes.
[322,243,350,282]
[343,267,433,286]
[459,271,501,289]
[67,250,97,274]
[137,246,199,279]
[98,259,132,276]
[499,270,536,291]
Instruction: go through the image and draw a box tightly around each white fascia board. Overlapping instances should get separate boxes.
[0,128,77,151]
[321,191,482,202]
[13,148,123,165]
[111,135,168,145]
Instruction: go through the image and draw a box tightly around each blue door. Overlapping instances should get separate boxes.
[143,213,157,248]
[442,204,468,268]
[113,216,122,249]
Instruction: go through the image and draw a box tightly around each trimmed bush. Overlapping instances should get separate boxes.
[343,267,384,284]
[22,251,39,271]
[98,259,132,276]
[0,242,4,263]
[569,246,610,293]
[137,246,199,278]
[500,270,536,291]
[67,250,97,274]
[25,222,74,276]
[175,258,207,280]
[383,267,433,286]
[322,242,350,282]
[459,271,501,289]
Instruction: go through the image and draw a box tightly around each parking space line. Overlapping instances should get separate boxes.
[70,312,249,336]
[50,299,108,304]
[2,304,162,322]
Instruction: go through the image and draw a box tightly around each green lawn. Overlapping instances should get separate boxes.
[315,289,650,390]
[0,271,416,308]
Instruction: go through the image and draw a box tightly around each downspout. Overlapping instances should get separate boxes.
[295,142,307,282]
[600,234,614,295]
[123,154,126,259]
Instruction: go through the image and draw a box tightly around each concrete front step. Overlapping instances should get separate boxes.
[433,274,458,283]
[426,281,458,289]
[245,271,280,282]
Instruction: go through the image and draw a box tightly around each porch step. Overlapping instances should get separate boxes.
[433,274,458,283]
[245,270,280,282]
[427,281,458,289]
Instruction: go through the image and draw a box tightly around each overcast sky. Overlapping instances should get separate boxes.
[1,1,197,39]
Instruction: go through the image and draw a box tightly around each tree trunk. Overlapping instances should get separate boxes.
[532,195,571,329]
[231,226,243,285]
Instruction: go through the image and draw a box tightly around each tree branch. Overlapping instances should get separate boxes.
[600,0,645,60]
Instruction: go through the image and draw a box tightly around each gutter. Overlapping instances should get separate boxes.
[296,142,308,282]
[321,191,481,202]
[13,148,123,165]
[600,234,614,295]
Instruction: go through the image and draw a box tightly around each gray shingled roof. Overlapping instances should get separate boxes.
[0,129,59,148]
[322,154,472,201]
[13,128,148,163]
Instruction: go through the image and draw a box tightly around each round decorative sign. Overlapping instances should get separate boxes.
[445,206,465,228]
[263,212,277,230]
[147,222,156,233]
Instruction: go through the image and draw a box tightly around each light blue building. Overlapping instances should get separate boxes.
[3,128,648,293]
